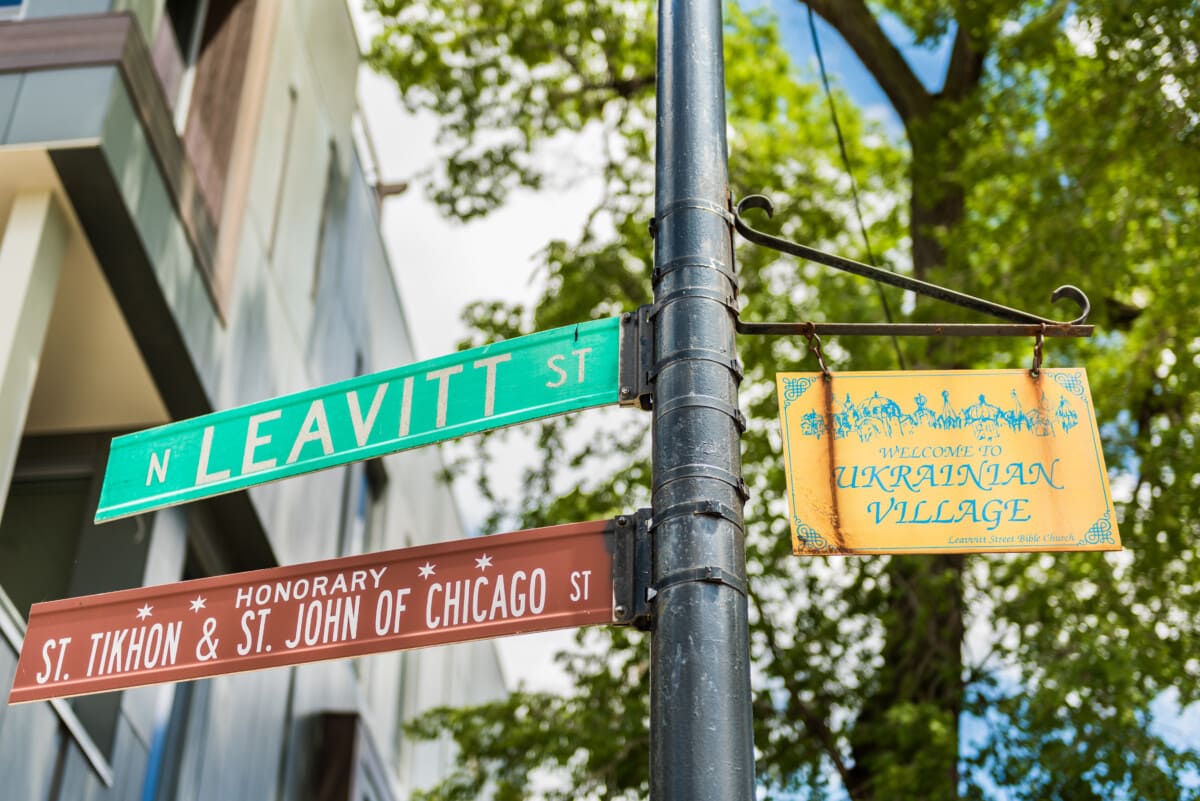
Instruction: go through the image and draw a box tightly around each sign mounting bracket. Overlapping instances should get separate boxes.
[618,305,655,410]
[732,194,1095,339]
[611,509,653,629]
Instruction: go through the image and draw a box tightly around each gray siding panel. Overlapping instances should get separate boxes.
[0,643,14,756]
[107,716,151,801]
[50,716,152,801]
[25,0,114,17]
[0,74,21,144]
[0,643,59,801]
[191,670,290,800]
[2,607,118,800]
[4,66,113,145]
[54,744,103,801]
[0,698,60,801]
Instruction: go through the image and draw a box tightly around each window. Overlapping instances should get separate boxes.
[266,86,299,258]
[313,713,399,801]
[339,450,387,677]
[0,434,154,758]
[151,0,210,119]
[339,459,386,558]
[338,357,388,558]
[311,141,344,298]
[0,0,25,24]
[151,0,259,220]
[0,477,91,618]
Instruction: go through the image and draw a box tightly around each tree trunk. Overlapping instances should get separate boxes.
[847,555,965,801]
[846,118,968,801]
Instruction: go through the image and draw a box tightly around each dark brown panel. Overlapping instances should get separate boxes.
[312,713,357,801]
[312,713,400,801]
[0,14,127,72]
[115,12,219,290]
[182,0,257,221]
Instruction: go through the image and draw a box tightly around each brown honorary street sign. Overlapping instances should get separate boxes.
[9,520,615,704]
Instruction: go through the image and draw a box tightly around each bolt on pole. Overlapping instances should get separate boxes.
[650,0,755,799]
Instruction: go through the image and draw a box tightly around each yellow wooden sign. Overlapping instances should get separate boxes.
[776,369,1120,555]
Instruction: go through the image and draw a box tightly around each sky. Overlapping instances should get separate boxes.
[770,0,953,107]
[349,1,954,694]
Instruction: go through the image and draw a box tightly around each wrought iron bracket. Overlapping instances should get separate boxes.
[619,305,655,410]
[611,509,653,630]
[732,194,1094,338]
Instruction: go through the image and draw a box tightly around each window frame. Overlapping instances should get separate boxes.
[0,432,159,783]
[0,584,114,787]
[167,0,212,132]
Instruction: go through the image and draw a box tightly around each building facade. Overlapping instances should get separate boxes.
[0,1,505,798]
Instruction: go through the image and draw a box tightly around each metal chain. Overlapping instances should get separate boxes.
[804,329,831,379]
[1031,324,1046,376]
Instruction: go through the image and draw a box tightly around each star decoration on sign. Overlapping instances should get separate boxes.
[189,596,207,613]
[136,604,153,621]
[475,554,493,571]
[418,562,436,579]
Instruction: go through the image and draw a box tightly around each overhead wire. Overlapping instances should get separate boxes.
[806,4,908,370]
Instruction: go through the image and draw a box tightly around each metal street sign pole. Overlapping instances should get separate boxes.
[651,0,755,798]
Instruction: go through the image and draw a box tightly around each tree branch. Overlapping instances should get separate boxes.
[753,594,856,796]
[803,0,932,127]
[940,23,985,101]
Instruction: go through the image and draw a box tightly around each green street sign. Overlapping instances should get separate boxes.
[96,318,623,522]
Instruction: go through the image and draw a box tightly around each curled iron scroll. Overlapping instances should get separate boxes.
[734,194,1091,327]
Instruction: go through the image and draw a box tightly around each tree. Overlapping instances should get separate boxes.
[367,1,1200,798]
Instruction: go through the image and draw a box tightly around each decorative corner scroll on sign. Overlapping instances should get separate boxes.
[775,369,1121,555]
